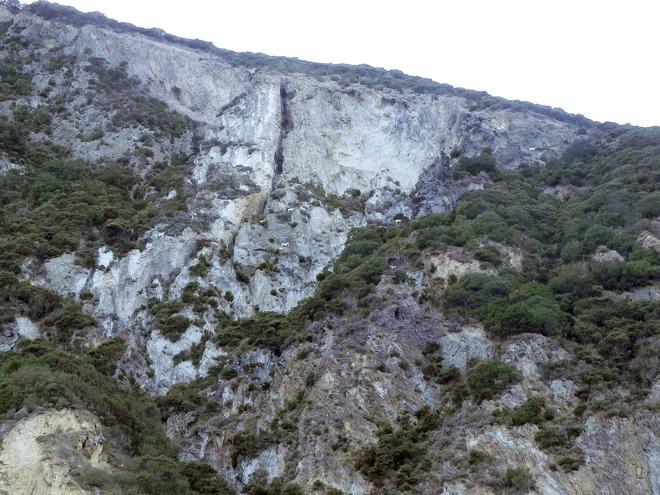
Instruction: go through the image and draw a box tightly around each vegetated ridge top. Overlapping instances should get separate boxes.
[10,0,595,127]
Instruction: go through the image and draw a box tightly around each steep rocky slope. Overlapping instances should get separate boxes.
[0,2,657,494]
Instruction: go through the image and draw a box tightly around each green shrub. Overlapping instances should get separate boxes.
[180,462,236,494]
[80,455,236,495]
[46,303,96,342]
[190,255,210,277]
[466,361,520,402]
[474,245,501,266]
[561,140,598,163]
[220,367,238,380]
[510,396,551,425]
[357,428,425,483]
[410,213,451,230]
[13,282,62,320]
[636,191,660,218]
[0,116,26,155]
[549,265,599,300]
[280,483,304,495]
[481,295,570,337]
[453,151,497,176]
[503,467,535,492]
[495,396,553,426]
[13,105,52,134]
[243,471,303,495]
[215,312,300,355]
[86,59,191,140]
[557,456,585,472]
[353,257,384,285]
[534,425,582,451]
[356,407,440,488]
[415,226,450,250]
[88,337,126,376]
[591,260,657,290]
[231,430,272,468]
[0,59,33,97]
[0,153,185,271]
[445,274,512,312]
[149,300,190,341]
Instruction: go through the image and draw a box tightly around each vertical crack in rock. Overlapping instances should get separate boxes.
[273,81,293,180]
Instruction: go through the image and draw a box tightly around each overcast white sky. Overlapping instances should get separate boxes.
[25,0,660,126]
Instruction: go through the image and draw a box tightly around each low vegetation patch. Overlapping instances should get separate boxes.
[466,360,521,403]
[493,396,555,426]
[355,407,441,491]
[0,114,191,272]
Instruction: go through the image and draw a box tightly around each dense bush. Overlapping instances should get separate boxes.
[549,265,599,300]
[356,407,440,489]
[113,95,189,140]
[435,127,660,406]
[533,422,584,470]
[480,294,570,337]
[0,58,33,97]
[445,274,512,312]
[590,260,657,290]
[231,430,272,468]
[80,456,236,494]
[180,462,236,494]
[148,299,191,341]
[243,470,302,495]
[0,272,95,337]
[561,139,598,164]
[13,105,52,134]
[453,150,497,176]
[494,396,554,426]
[215,311,301,355]
[0,116,26,155]
[465,361,520,402]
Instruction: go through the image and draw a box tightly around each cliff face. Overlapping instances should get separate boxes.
[0,3,657,495]
[5,1,580,326]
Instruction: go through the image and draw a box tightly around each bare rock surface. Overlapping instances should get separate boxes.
[0,409,105,495]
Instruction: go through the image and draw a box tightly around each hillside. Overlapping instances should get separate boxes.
[0,2,658,494]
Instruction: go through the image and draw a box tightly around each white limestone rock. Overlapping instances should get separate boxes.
[439,325,495,371]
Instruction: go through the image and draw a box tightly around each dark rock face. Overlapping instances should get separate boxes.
[412,160,489,217]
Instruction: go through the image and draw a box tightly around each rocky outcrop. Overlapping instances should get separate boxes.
[0,158,24,175]
[638,230,660,253]
[0,317,40,352]
[609,285,660,302]
[591,245,625,262]
[0,409,105,495]
[637,217,660,252]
